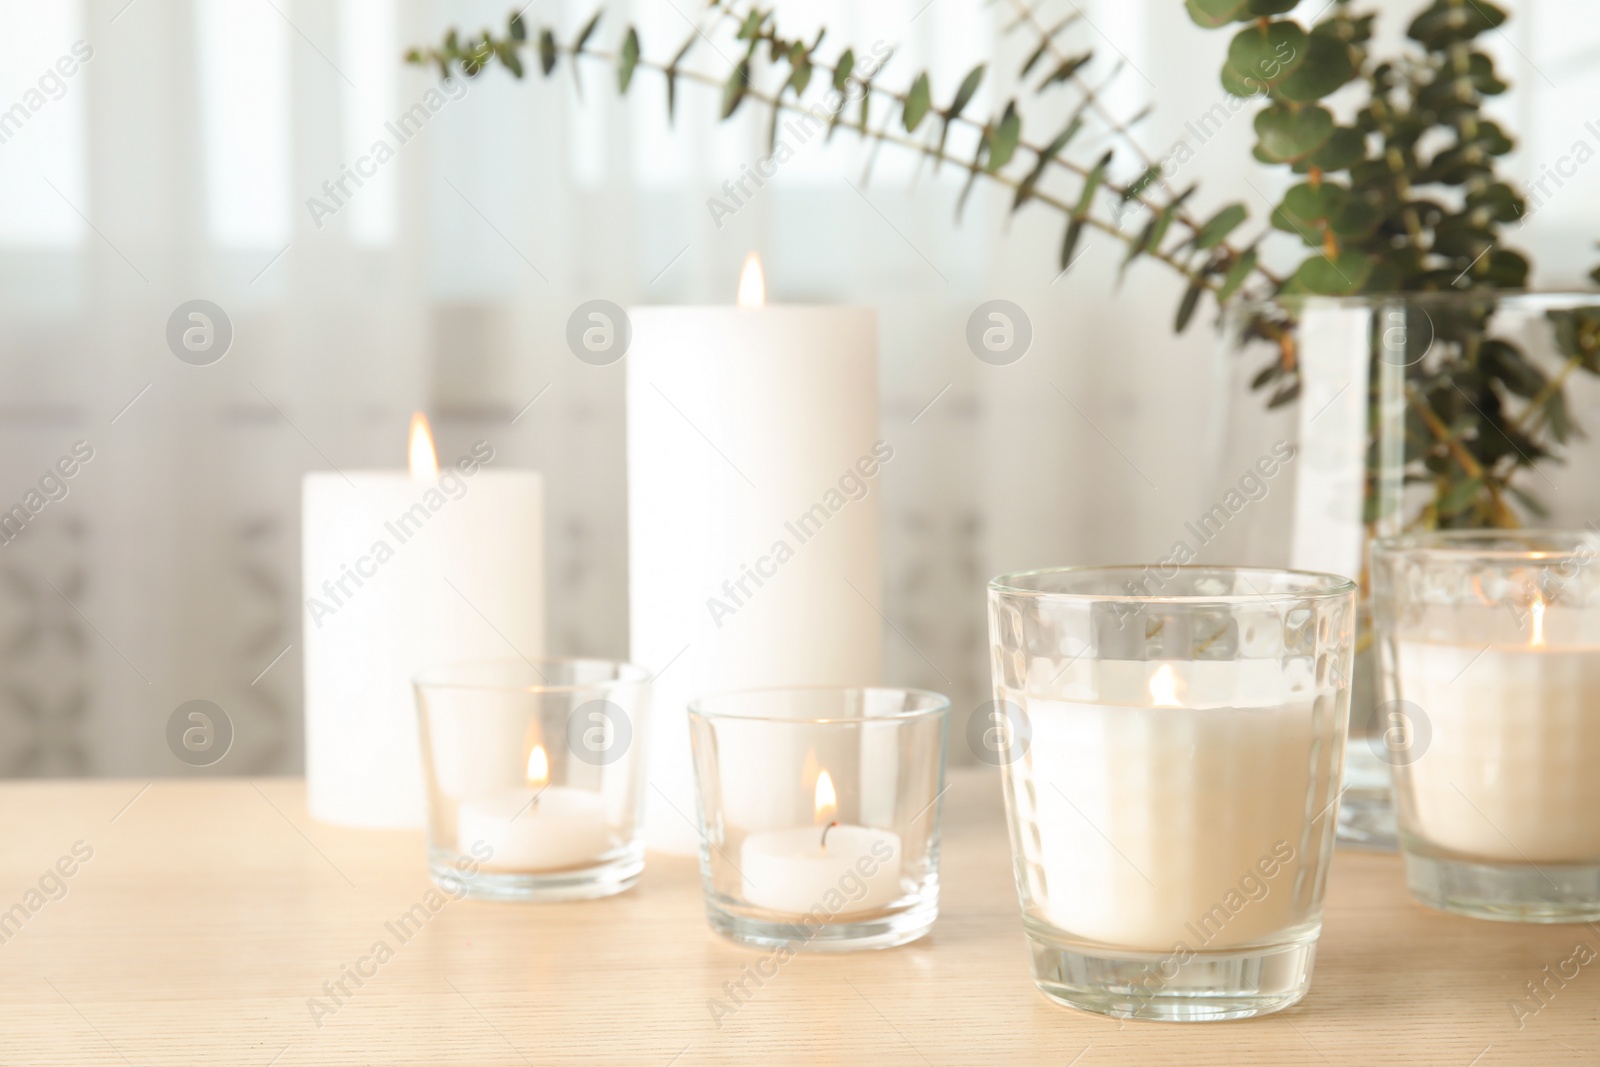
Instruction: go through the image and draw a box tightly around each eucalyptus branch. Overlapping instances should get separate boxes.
[409,0,1600,533]
[1003,0,1191,227]
[737,19,1276,292]
[1508,352,1583,438]
[1185,0,1600,530]
[1004,1,1158,172]
[740,15,1283,293]
[419,32,1250,298]
[410,2,1280,326]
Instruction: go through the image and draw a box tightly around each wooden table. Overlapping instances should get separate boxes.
[1,769,1595,1065]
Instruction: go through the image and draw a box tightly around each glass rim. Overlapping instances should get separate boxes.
[412,657,650,695]
[1373,528,1600,561]
[687,685,951,725]
[987,564,1355,603]
[1235,289,1595,312]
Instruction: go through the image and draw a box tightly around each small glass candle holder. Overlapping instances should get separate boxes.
[987,566,1355,1022]
[414,659,650,901]
[1372,530,1600,922]
[687,687,950,951]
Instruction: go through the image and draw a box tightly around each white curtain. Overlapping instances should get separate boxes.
[0,0,1590,776]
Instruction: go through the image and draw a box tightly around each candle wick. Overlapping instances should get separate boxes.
[512,785,548,823]
[819,820,839,853]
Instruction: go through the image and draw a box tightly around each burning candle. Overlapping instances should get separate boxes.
[1374,530,1600,922]
[302,413,544,827]
[629,254,885,853]
[1394,593,1600,863]
[988,566,1353,1020]
[740,768,902,916]
[456,744,610,871]
[1024,659,1317,951]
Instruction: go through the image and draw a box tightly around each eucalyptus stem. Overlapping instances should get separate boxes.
[1003,0,1234,263]
[410,0,1284,312]
[1508,353,1583,437]
[729,17,1281,289]
[474,38,1250,297]
[410,0,1600,533]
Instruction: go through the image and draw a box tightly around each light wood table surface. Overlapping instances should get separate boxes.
[1,769,1596,1065]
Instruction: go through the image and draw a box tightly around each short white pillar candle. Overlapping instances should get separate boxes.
[456,746,610,871]
[739,770,902,916]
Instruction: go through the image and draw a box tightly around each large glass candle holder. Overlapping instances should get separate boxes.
[687,687,949,951]
[987,567,1354,1022]
[1372,530,1600,922]
[414,659,650,901]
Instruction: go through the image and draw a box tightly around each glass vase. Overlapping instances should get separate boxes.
[1209,291,1600,851]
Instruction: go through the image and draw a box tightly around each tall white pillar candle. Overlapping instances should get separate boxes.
[629,258,885,852]
[303,420,544,827]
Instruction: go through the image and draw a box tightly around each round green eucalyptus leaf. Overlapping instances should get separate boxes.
[1292,126,1366,172]
[1433,222,1494,259]
[1423,147,1494,186]
[1221,59,1267,98]
[1195,0,1254,17]
[1465,182,1525,223]
[1246,0,1300,13]
[1227,22,1307,88]
[1271,212,1325,247]
[1362,261,1400,296]
[1467,119,1514,156]
[1316,11,1373,45]
[1254,104,1334,163]
[1468,52,1508,95]
[1418,77,1475,113]
[1484,249,1529,287]
[1408,0,1506,49]
[1348,157,1391,187]
[1483,340,1547,398]
[1330,198,1381,239]
[1288,249,1375,295]
[1275,31,1354,102]
[1273,182,1348,239]
[1186,0,1244,28]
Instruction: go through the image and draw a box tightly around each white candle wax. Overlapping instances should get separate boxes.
[457,787,609,871]
[741,824,902,916]
[1012,659,1327,952]
[303,452,544,828]
[629,294,884,852]
[1396,638,1600,863]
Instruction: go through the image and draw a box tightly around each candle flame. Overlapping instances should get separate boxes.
[408,411,439,481]
[814,769,837,824]
[737,252,765,309]
[1531,596,1546,648]
[1149,664,1182,707]
[526,744,550,790]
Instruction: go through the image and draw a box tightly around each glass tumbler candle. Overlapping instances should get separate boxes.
[987,567,1354,1021]
[414,659,650,901]
[1373,531,1600,922]
[688,687,950,951]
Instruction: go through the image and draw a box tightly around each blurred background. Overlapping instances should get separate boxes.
[1,0,1596,777]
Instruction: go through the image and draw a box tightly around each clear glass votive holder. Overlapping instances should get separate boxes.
[987,566,1355,1021]
[414,659,650,901]
[687,687,950,951]
[1372,530,1600,922]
